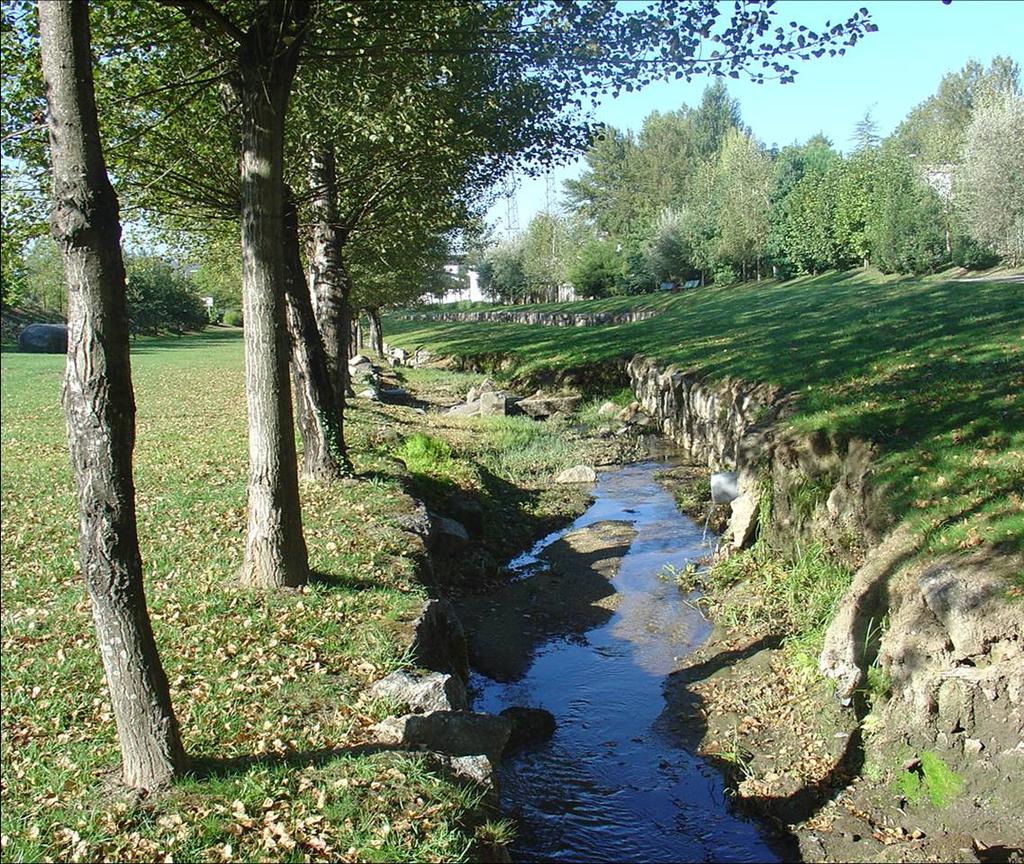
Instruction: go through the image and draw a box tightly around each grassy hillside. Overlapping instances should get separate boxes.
[389,271,1024,558]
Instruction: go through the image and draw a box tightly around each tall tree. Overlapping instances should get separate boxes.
[852,107,881,151]
[713,128,771,279]
[283,189,349,480]
[894,56,1020,163]
[171,0,312,588]
[37,0,184,791]
[957,92,1024,266]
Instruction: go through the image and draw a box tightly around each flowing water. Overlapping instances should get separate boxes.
[472,458,782,863]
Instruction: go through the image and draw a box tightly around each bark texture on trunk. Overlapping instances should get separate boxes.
[38,0,184,791]
[237,5,309,588]
[367,307,384,356]
[307,147,348,401]
[283,192,349,481]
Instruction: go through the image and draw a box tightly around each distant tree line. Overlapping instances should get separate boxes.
[7,239,209,334]
[478,58,1021,303]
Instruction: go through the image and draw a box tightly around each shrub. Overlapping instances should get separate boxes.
[951,233,1001,270]
[222,308,244,327]
[126,257,207,334]
[396,433,456,478]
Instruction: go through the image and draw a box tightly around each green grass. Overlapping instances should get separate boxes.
[682,542,853,654]
[898,751,964,808]
[387,269,1024,557]
[0,330,493,862]
[396,432,460,479]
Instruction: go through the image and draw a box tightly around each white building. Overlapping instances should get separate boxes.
[424,264,485,304]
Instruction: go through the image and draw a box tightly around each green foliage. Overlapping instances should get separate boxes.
[769,143,843,275]
[475,819,516,848]
[221,308,243,327]
[478,416,576,478]
[1,231,28,307]
[21,238,66,313]
[707,542,852,646]
[479,239,528,304]
[192,244,242,311]
[125,257,207,335]
[898,752,963,808]
[864,665,892,704]
[894,56,1020,164]
[867,152,948,275]
[957,92,1024,266]
[569,237,626,297]
[789,472,836,521]
[950,233,1000,270]
[713,129,771,277]
[396,433,462,484]
[643,209,693,286]
[521,213,571,301]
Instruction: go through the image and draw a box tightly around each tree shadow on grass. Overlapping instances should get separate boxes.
[308,569,380,592]
[187,743,399,781]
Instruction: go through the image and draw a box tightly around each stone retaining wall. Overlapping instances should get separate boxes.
[402,308,658,327]
[626,352,1022,763]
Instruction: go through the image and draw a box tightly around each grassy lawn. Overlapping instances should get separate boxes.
[0,329,588,862]
[388,270,1024,559]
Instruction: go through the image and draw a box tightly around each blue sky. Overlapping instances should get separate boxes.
[488,0,1024,235]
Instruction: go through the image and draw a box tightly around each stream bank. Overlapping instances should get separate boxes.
[372,356,1021,863]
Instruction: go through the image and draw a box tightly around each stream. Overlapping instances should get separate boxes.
[471,457,783,863]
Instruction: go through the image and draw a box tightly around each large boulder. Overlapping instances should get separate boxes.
[517,392,582,419]
[373,711,512,763]
[728,492,759,550]
[367,670,468,714]
[448,400,481,417]
[500,706,556,751]
[348,354,375,383]
[467,378,496,404]
[479,390,508,417]
[431,514,469,547]
[430,753,495,787]
[447,494,485,535]
[18,323,67,354]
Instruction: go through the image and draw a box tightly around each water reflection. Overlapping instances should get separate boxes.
[472,460,781,863]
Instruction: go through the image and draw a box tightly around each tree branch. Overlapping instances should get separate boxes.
[166,0,245,45]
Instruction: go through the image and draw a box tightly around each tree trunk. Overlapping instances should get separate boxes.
[237,10,309,588]
[38,0,184,792]
[367,307,384,356]
[283,192,349,481]
[307,146,349,404]
[341,299,355,395]
[349,310,359,357]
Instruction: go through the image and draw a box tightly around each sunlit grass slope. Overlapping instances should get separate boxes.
[388,271,1024,556]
